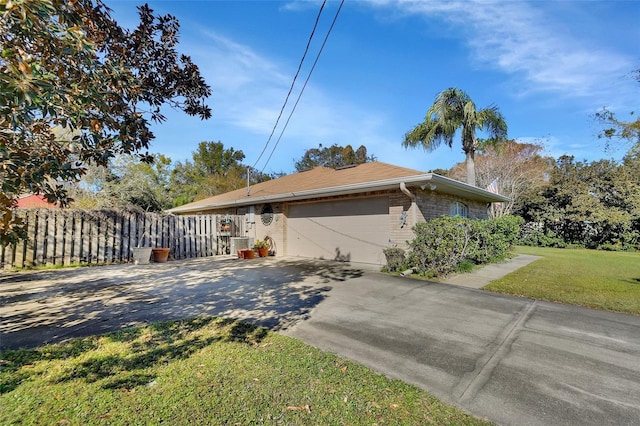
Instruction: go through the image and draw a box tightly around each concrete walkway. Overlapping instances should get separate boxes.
[440,254,542,288]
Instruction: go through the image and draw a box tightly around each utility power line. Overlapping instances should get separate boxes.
[251,1,327,169]
[260,0,345,173]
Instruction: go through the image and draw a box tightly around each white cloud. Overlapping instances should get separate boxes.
[192,30,291,132]
[370,1,636,104]
[515,135,613,163]
[281,1,325,12]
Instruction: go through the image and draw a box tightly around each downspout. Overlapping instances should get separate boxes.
[400,182,417,227]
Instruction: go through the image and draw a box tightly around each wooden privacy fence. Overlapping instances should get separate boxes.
[1,209,245,269]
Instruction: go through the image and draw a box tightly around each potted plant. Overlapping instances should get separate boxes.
[239,248,255,259]
[219,218,231,232]
[383,247,406,272]
[254,239,269,257]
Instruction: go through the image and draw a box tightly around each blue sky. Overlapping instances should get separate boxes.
[109,0,639,175]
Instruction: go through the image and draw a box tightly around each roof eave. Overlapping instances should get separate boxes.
[167,173,509,214]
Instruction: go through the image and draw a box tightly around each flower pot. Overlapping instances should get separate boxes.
[240,248,255,259]
[132,247,152,265]
[152,247,170,263]
[257,247,269,257]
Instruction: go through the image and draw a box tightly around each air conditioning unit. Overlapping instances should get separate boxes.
[230,237,251,254]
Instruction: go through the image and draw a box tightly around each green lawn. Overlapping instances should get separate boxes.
[1,317,490,425]
[484,246,640,315]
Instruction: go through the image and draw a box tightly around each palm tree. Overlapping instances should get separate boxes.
[403,88,507,186]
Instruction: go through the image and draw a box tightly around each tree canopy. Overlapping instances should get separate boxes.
[517,153,640,250]
[595,68,640,148]
[70,154,173,212]
[448,140,552,217]
[403,88,507,186]
[0,0,211,245]
[294,143,375,172]
[170,141,273,206]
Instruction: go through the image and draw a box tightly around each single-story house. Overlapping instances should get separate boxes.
[168,162,509,265]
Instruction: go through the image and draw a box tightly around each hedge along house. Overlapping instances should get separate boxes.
[168,162,509,265]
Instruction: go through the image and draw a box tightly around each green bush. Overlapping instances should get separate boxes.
[518,220,640,251]
[519,224,567,248]
[407,217,470,277]
[468,216,523,264]
[382,247,407,272]
[406,216,522,277]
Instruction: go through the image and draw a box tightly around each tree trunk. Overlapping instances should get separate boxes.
[465,150,476,186]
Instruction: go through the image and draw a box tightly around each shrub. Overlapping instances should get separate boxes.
[406,216,522,277]
[407,217,473,277]
[519,223,567,248]
[468,216,523,264]
[382,247,406,272]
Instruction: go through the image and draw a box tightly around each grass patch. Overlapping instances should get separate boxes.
[484,246,640,315]
[1,317,490,425]
[11,262,97,272]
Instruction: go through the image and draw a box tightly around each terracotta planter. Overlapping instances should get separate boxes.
[240,248,255,259]
[257,247,269,257]
[152,247,170,263]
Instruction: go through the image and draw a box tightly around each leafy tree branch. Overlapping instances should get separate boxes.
[0,0,212,245]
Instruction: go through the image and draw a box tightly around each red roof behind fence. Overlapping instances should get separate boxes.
[16,194,59,209]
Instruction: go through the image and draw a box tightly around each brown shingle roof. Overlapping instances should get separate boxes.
[169,162,425,212]
[168,161,510,213]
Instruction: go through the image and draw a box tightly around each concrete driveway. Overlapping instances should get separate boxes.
[284,272,640,426]
[0,256,369,350]
[2,257,640,425]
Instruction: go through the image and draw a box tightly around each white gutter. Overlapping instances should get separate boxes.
[168,173,510,214]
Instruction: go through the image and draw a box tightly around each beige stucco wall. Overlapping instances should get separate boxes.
[249,203,285,256]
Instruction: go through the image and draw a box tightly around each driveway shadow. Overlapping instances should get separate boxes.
[0,257,366,351]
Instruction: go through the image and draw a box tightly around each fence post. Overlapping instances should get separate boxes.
[64,210,75,265]
[53,210,63,265]
[113,211,123,263]
[36,209,45,266]
[13,210,26,268]
[25,210,37,268]
[73,210,83,264]
[123,212,134,262]
[195,215,202,257]
[0,241,6,269]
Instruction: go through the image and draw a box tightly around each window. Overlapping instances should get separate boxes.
[450,201,468,218]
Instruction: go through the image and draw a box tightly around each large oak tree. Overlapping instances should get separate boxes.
[0,0,211,244]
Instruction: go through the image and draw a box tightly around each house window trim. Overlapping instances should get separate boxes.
[450,201,468,218]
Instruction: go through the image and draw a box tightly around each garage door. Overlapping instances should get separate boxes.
[286,197,389,264]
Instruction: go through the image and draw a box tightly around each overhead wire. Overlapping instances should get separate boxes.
[251,0,327,170]
[260,0,345,173]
